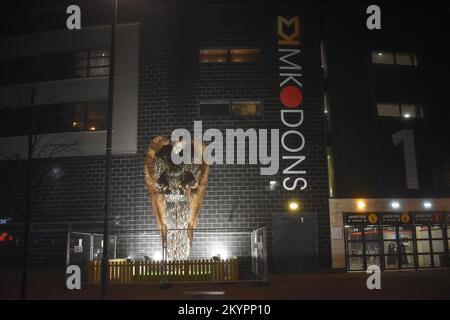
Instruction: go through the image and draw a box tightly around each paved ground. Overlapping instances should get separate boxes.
[1,268,449,300]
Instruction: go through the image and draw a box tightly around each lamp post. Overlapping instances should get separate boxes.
[101,0,117,300]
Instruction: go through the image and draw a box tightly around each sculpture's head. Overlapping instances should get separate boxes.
[144,136,209,260]
[153,139,200,202]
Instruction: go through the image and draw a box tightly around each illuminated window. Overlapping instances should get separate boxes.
[401,104,417,119]
[377,103,423,119]
[87,49,110,76]
[199,101,262,116]
[200,49,259,63]
[231,101,262,116]
[73,102,107,131]
[230,49,259,63]
[74,49,110,77]
[395,52,418,66]
[371,50,418,66]
[199,49,228,63]
[372,51,395,64]
[0,101,107,137]
[0,48,110,85]
[377,103,401,117]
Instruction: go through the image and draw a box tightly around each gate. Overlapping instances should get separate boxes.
[251,227,267,282]
[67,232,117,282]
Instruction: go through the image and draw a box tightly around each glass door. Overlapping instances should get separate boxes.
[381,226,415,269]
[416,225,432,267]
[398,227,415,269]
[346,226,382,271]
[364,226,381,269]
[346,226,364,271]
[430,226,445,267]
[415,225,446,268]
[382,226,398,269]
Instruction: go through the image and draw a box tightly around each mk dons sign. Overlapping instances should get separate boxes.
[277,16,307,191]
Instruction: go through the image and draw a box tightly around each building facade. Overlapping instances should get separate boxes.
[0,0,449,273]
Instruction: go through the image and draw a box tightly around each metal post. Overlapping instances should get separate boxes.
[262,227,268,284]
[162,234,168,287]
[66,230,71,266]
[101,0,117,300]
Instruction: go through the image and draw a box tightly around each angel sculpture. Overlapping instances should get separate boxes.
[144,136,209,261]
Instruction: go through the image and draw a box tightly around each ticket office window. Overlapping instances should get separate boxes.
[346,226,382,271]
[346,220,449,271]
[383,227,398,269]
[416,225,447,268]
[346,227,364,271]
[364,226,381,268]
[399,227,415,269]
[379,226,414,270]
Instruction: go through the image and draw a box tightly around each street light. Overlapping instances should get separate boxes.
[423,201,432,209]
[101,0,117,300]
[356,200,366,210]
[391,201,400,209]
[288,201,300,211]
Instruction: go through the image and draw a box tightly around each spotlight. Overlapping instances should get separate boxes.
[210,245,228,260]
[267,180,278,191]
[403,113,411,119]
[391,201,400,209]
[378,52,383,56]
[356,200,366,210]
[289,201,299,211]
[153,251,162,261]
[211,254,221,262]
[423,201,432,209]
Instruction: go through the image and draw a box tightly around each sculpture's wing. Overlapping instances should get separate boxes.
[187,140,210,242]
[144,136,170,234]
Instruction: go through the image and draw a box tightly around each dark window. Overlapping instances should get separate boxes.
[0,49,110,86]
[0,101,107,137]
[199,101,229,116]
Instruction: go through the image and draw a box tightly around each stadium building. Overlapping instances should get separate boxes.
[0,0,449,276]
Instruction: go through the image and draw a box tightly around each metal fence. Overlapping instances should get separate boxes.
[77,227,267,284]
[0,223,267,284]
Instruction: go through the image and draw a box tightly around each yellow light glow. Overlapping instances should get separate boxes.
[89,126,96,131]
[289,201,299,211]
[356,200,366,210]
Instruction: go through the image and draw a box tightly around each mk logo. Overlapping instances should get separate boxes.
[277,17,300,45]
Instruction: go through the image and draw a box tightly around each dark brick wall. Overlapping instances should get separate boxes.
[134,3,330,268]
[0,2,332,271]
